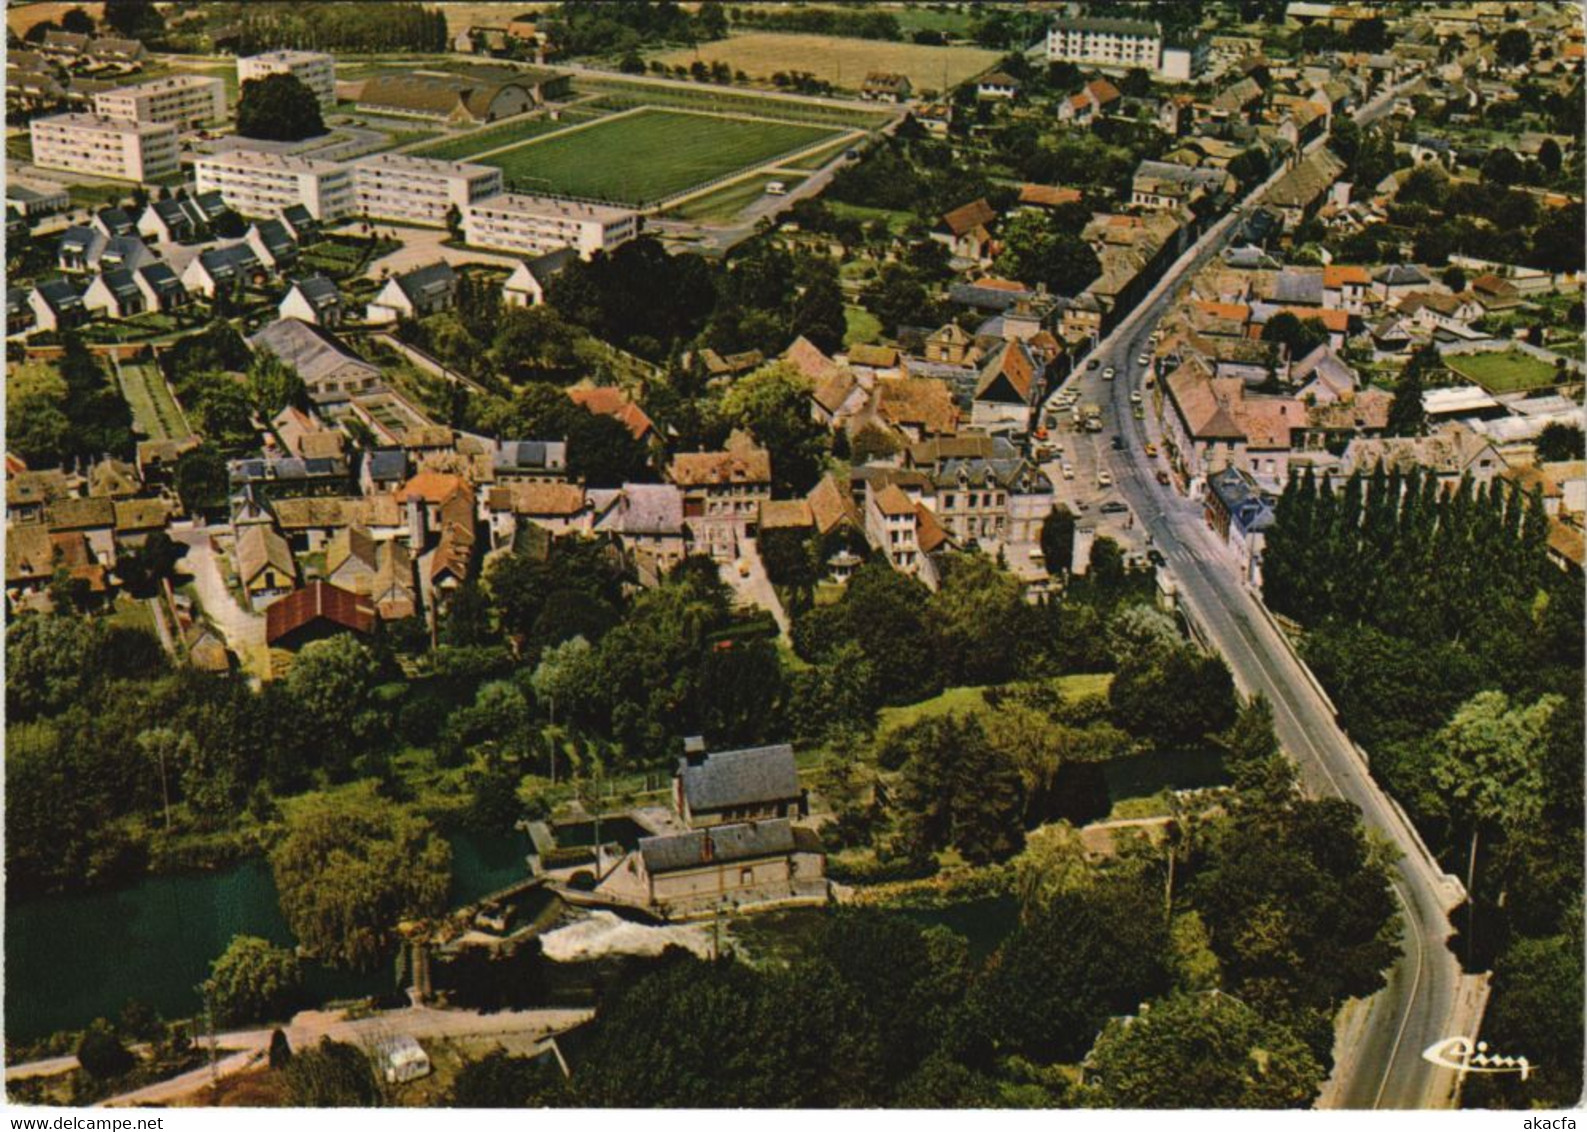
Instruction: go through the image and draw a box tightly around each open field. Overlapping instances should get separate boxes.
[409,108,607,161]
[647,31,1001,94]
[480,108,841,206]
[779,135,857,171]
[6,1,103,37]
[877,673,1114,733]
[118,361,193,441]
[1444,348,1563,393]
[667,172,807,223]
[844,304,883,346]
[573,77,894,129]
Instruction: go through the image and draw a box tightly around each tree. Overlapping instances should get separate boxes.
[1085,991,1324,1108]
[1260,312,1329,360]
[283,635,384,779]
[448,1050,574,1106]
[1040,505,1076,575]
[1495,27,1532,66]
[1386,346,1435,436]
[284,1038,382,1107]
[886,714,1026,865]
[236,74,325,142]
[1481,147,1525,186]
[1441,265,1467,294]
[1346,16,1388,52]
[1120,66,1152,98]
[174,444,229,516]
[1537,137,1563,177]
[718,362,829,494]
[76,1019,136,1079]
[269,1029,294,1070]
[790,265,847,354]
[1228,147,1269,190]
[59,7,95,33]
[1536,422,1585,462]
[204,935,303,1026]
[247,353,305,417]
[1109,646,1237,748]
[103,0,162,38]
[270,783,451,968]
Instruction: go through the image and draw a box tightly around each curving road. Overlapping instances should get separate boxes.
[1039,74,1473,1109]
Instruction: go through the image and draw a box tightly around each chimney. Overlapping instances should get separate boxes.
[405,491,426,551]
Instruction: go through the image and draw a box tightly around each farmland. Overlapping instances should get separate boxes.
[1445,348,1563,392]
[647,31,1002,94]
[479,108,843,206]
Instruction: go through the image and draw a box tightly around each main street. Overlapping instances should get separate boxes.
[1037,75,1472,1109]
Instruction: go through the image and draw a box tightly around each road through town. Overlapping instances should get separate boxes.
[1040,75,1473,1109]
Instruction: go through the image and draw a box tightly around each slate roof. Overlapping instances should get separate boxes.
[34,278,85,314]
[609,483,683,536]
[249,318,382,391]
[138,261,185,298]
[639,819,800,874]
[679,744,800,813]
[393,261,457,305]
[289,273,341,310]
[367,448,408,483]
[97,207,135,236]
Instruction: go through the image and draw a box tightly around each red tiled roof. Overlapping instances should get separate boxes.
[265,581,375,645]
[568,385,655,442]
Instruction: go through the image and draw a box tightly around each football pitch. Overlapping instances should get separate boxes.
[478,108,843,206]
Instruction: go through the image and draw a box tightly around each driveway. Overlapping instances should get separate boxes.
[171,523,265,653]
[719,537,788,637]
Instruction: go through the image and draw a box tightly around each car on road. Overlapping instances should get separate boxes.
[1110,436,1124,451]
[765,181,788,196]
[1130,391,1143,404]
[1100,501,1129,515]
[1087,359,1100,370]
[1156,469,1171,485]
[1033,427,1048,441]
[1133,404,1145,420]
[1145,443,1158,457]
[1147,548,1166,566]
[1098,470,1114,487]
[1138,354,1150,366]
[1103,366,1116,380]
[1061,462,1075,479]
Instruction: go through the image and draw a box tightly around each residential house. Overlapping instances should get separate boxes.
[909,435,1055,550]
[971,339,1043,433]
[57,225,105,271]
[277,275,344,327]
[1058,77,1121,124]
[81,267,146,318]
[236,522,296,608]
[181,243,263,298]
[1373,263,1432,305]
[28,278,89,332]
[811,368,863,429]
[1322,264,1372,313]
[365,261,457,324]
[1398,290,1484,333]
[615,819,825,917]
[1160,355,1303,489]
[244,218,298,271]
[567,385,655,444]
[361,448,409,496]
[501,247,575,307]
[265,580,375,650]
[134,262,188,311]
[92,206,136,239]
[860,72,912,103]
[1130,160,1232,211]
[277,203,321,245]
[933,198,996,263]
[1264,147,1347,230]
[864,479,946,586]
[1337,425,1508,488]
[875,377,961,442]
[666,434,773,561]
[806,473,866,582]
[674,743,804,828]
[594,482,687,584]
[1017,183,1084,212]
[325,527,416,619]
[1203,465,1276,585]
[976,72,1021,99]
[1290,343,1358,402]
[45,496,117,564]
[484,481,589,546]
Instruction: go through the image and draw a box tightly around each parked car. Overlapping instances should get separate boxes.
[1156,469,1171,485]
[1061,462,1075,480]
[1098,470,1114,487]
[1087,358,1100,370]
[1145,443,1158,457]
[1130,391,1143,404]
[1101,501,1129,514]
[1111,436,1124,451]
[1103,366,1116,380]
[1138,354,1150,366]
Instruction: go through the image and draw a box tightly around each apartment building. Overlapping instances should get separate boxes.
[1046,16,1206,79]
[94,73,227,127]
[29,113,179,182]
[237,50,336,108]
[194,150,355,221]
[350,152,503,227]
[461,191,640,259]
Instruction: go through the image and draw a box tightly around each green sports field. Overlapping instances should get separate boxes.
[480,108,842,206]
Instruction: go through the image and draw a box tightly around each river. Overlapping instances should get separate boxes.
[4,830,531,1044]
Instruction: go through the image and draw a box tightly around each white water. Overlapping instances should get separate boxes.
[538,910,713,962]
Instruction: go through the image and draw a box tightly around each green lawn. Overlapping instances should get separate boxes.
[843,304,882,347]
[118,361,193,441]
[408,112,598,162]
[828,199,917,235]
[572,78,892,129]
[1444,348,1563,393]
[667,172,806,223]
[877,673,1114,733]
[480,109,842,206]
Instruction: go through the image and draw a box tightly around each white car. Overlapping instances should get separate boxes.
[1130,391,1143,404]
[1061,462,1075,480]
[1138,354,1151,367]
[1098,470,1114,488]
[1103,366,1116,380]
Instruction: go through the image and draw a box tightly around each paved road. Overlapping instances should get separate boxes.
[1036,73,1471,1109]
[170,522,266,653]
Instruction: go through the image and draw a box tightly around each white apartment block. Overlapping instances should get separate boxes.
[94,74,227,127]
[29,113,179,182]
[195,150,355,221]
[1047,16,1164,71]
[350,153,503,227]
[237,50,336,109]
[461,192,640,259]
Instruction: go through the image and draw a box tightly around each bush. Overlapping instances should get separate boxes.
[76,1020,135,1079]
[826,854,939,885]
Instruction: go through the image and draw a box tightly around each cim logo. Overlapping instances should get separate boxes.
[1422,1036,1533,1080]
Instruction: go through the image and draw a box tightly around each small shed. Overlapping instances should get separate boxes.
[374,1034,432,1084]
